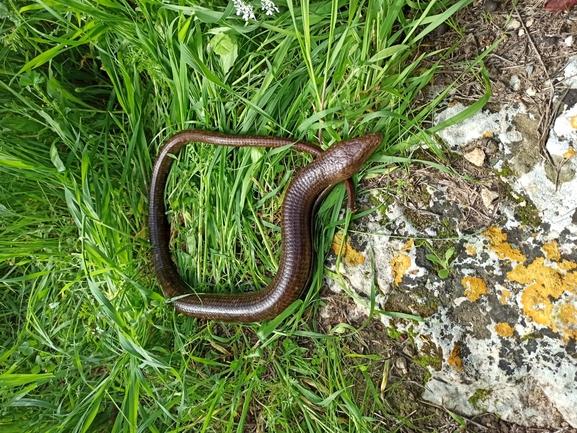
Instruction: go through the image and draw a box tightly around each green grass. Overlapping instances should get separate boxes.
[1,0,489,432]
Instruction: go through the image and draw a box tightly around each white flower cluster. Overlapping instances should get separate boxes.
[232,0,279,21]
[232,0,255,21]
[261,0,279,16]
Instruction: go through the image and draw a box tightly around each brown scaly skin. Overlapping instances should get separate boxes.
[149,130,383,322]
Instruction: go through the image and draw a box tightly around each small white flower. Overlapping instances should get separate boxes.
[232,0,256,21]
[261,0,279,15]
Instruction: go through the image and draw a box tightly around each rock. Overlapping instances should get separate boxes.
[464,148,486,166]
[507,19,521,30]
[394,356,409,376]
[483,0,498,12]
[480,188,499,207]
[509,75,521,91]
[323,58,577,429]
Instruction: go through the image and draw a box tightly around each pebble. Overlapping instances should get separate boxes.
[481,188,499,208]
[509,75,521,92]
[394,357,409,376]
[507,20,521,30]
[434,22,450,37]
[464,148,486,166]
[483,0,498,12]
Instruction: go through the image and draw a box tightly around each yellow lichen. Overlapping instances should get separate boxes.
[466,244,477,256]
[500,289,511,305]
[542,241,561,261]
[462,276,488,302]
[508,257,577,341]
[570,115,577,129]
[563,146,575,159]
[559,260,577,271]
[559,303,577,327]
[402,238,414,251]
[331,233,365,266]
[391,254,411,286]
[565,270,577,287]
[447,344,464,372]
[495,322,515,338]
[482,226,527,262]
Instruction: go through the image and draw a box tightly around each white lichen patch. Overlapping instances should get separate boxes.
[512,161,577,233]
[323,210,427,317]
[324,226,394,305]
[562,55,577,88]
[409,248,577,424]
[434,102,528,150]
[391,223,577,427]
[435,104,500,149]
[385,201,420,236]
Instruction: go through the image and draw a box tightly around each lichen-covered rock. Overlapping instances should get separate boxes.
[323,57,577,429]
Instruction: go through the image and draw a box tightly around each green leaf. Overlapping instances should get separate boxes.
[368,44,409,62]
[0,3,10,19]
[378,311,424,322]
[18,71,45,87]
[50,143,66,172]
[210,32,238,74]
[257,300,303,341]
[19,44,69,74]
[86,279,128,332]
[0,373,53,387]
[438,269,449,279]
[447,409,467,426]
[426,253,439,263]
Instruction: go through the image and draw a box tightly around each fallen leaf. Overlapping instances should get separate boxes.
[544,0,577,11]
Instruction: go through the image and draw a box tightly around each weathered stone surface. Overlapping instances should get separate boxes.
[323,57,577,429]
